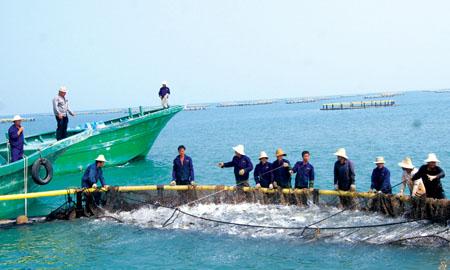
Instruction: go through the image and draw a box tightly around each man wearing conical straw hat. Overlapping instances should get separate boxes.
[272,148,292,188]
[254,151,274,189]
[81,155,109,189]
[7,115,25,162]
[412,153,446,199]
[81,155,109,215]
[369,157,392,194]
[398,157,425,197]
[218,145,253,187]
[333,148,356,191]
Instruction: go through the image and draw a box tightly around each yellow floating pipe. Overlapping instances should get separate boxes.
[0,185,412,202]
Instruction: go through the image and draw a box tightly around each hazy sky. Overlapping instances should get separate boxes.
[1,0,450,114]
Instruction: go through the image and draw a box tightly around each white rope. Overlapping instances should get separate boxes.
[23,155,28,216]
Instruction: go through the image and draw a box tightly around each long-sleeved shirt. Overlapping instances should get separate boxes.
[334,160,355,191]
[254,161,273,188]
[292,161,315,188]
[223,155,253,183]
[371,167,392,194]
[8,124,24,162]
[159,86,171,97]
[272,159,291,188]
[412,165,446,199]
[53,95,73,117]
[399,168,426,196]
[81,163,106,188]
[172,155,195,184]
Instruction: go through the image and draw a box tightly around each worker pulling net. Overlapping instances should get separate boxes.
[48,186,450,247]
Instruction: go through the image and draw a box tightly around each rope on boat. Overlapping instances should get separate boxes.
[23,155,28,216]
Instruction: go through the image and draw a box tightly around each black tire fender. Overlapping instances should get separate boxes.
[31,158,53,185]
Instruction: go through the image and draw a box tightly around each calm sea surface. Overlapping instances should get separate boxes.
[0,91,449,269]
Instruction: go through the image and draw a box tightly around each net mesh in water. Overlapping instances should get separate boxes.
[46,186,450,247]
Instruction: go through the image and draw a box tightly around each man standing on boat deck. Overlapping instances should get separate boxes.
[53,86,75,140]
[272,148,292,188]
[159,81,170,109]
[170,145,195,186]
[254,151,274,189]
[218,145,253,187]
[8,115,24,162]
[81,155,109,189]
[333,148,356,191]
[370,157,392,194]
[291,151,315,189]
[411,153,446,199]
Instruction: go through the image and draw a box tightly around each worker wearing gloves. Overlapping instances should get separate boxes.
[291,151,315,189]
[398,157,425,197]
[81,155,109,215]
[81,155,109,189]
[333,148,356,191]
[412,153,446,199]
[170,145,195,186]
[254,151,274,189]
[218,144,253,187]
[272,148,292,188]
[369,157,392,194]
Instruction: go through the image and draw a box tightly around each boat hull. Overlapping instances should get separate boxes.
[53,107,181,174]
[0,106,182,219]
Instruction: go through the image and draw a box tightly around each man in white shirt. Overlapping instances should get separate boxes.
[52,86,75,140]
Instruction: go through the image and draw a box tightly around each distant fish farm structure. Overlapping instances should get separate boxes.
[0,117,35,124]
[217,100,274,108]
[321,100,396,110]
[184,104,208,111]
[285,98,317,104]
[364,92,400,99]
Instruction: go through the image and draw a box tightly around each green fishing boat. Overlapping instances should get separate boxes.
[0,106,182,219]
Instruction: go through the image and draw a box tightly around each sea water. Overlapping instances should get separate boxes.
[0,91,449,269]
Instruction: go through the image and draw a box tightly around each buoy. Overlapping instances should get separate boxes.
[16,215,28,225]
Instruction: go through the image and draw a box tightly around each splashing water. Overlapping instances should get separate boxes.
[99,203,449,247]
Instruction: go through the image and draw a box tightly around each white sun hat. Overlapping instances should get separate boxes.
[334,148,348,159]
[259,151,269,160]
[95,154,107,162]
[374,156,386,164]
[59,86,68,93]
[162,81,168,85]
[232,144,245,155]
[424,153,440,163]
[398,157,415,169]
[12,115,23,122]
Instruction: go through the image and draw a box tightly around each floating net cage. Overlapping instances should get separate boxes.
[48,186,450,247]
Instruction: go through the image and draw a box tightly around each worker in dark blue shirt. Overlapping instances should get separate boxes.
[370,157,392,194]
[158,81,171,108]
[170,145,195,185]
[333,148,356,191]
[292,151,315,189]
[271,148,292,188]
[8,115,25,162]
[81,155,108,188]
[219,144,253,187]
[254,151,274,189]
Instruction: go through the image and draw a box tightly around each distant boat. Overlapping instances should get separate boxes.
[0,106,182,219]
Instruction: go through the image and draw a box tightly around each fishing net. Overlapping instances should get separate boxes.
[47,186,450,247]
